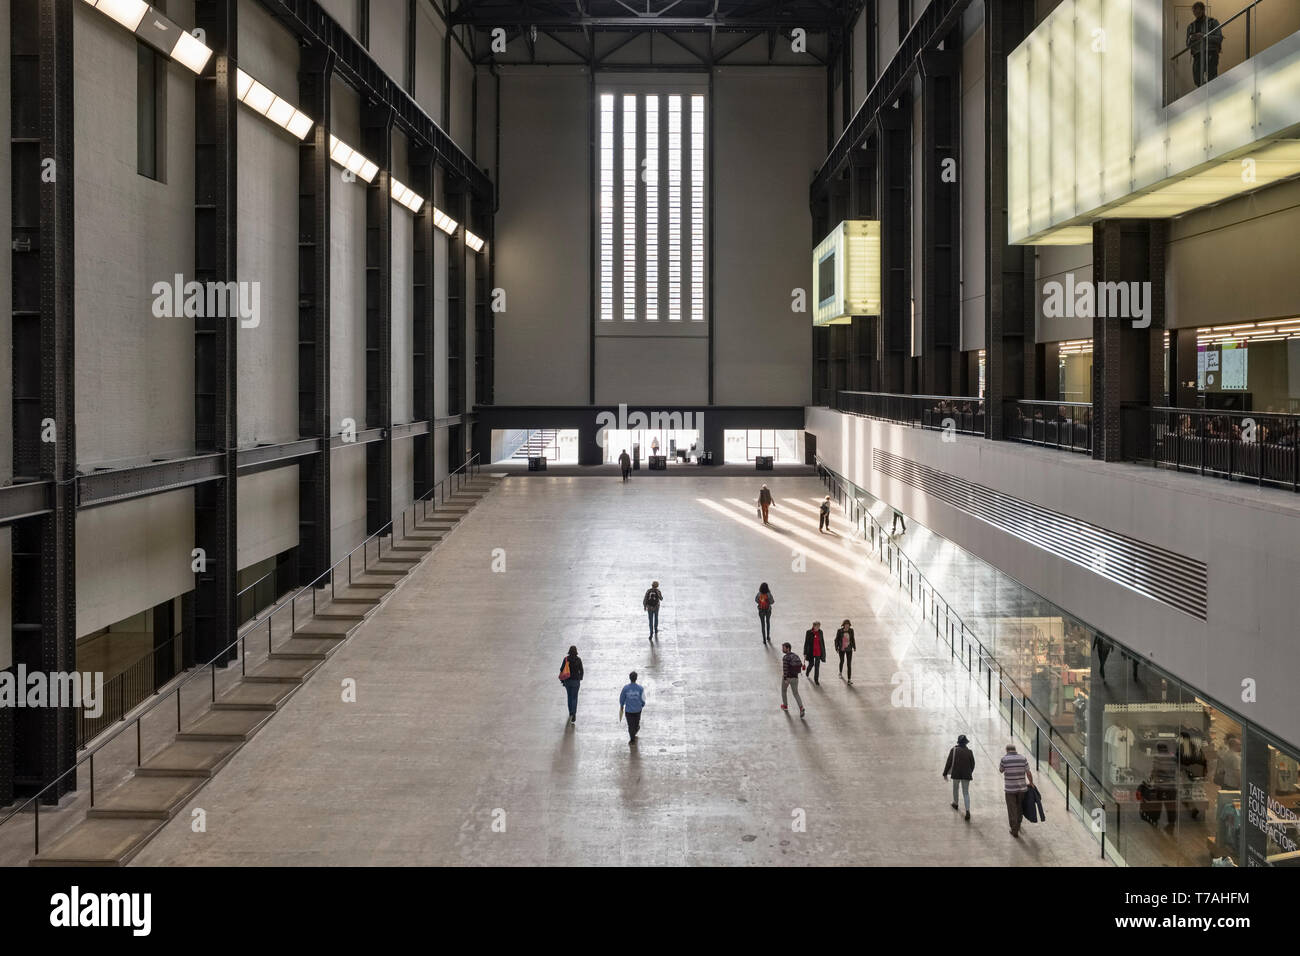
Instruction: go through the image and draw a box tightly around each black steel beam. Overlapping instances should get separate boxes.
[391,421,432,441]
[456,15,839,29]
[0,482,51,526]
[237,439,323,474]
[193,0,238,668]
[259,0,492,200]
[919,49,959,395]
[297,47,333,586]
[7,0,78,802]
[811,0,969,199]
[330,428,387,448]
[78,455,224,508]
[362,105,394,537]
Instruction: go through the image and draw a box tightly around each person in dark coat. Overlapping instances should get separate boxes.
[559,645,584,725]
[779,642,805,717]
[803,621,827,685]
[755,583,775,645]
[818,496,832,533]
[943,734,975,821]
[618,449,631,482]
[757,484,774,524]
[834,619,856,683]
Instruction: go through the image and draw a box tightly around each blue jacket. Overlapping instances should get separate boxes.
[1021,784,1046,823]
[619,683,645,713]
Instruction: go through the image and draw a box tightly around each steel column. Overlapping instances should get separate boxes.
[193,0,239,668]
[363,104,394,535]
[297,47,333,585]
[411,147,436,498]
[876,104,910,395]
[920,48,960,395]
[7,0,77,802]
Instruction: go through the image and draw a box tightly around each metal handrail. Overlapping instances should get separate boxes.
[1170,0,1261,61]
[816,458,1112,858]
[0,453,483,854]
[839,390,984,403]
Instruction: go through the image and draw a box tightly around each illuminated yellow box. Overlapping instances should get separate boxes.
[812,220,881,326]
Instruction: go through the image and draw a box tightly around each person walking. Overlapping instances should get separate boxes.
[943,734,975,821]
[558,645,584,725]
[755,583,775,645]
[818,496,832,533]
[779,642,806,717]
[891,508,907,535]
[998,744,1034,838]
[618,449,631,482]
[803,621,827,685]
[619,671,646,745]
[834,618,856,683]
[757,484,774,525]
[643,581,664,642]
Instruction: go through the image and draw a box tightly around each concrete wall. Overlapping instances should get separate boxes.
[74,2,196,464]
[492,67,590,405]
[415,0,446,123]
[807,405,1300,749]
[371,0,407,83]
[237,0,299,446]
[76,491,195,639]
[319,0,357,35]
[236,468,299,571]
[712,68,822,406]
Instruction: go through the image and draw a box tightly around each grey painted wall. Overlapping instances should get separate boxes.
[237,468,299,570]
[75,3,196,464]
[76,491,195,639]
[807,405,1300,749]
[371,0,407,83]
[959,9,986,351]
[492,67,590,405]
[237,0,300,446]
[712,68,822,406]
[415,0,447,123]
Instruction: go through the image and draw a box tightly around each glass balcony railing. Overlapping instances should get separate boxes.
[1165,0,1300,105]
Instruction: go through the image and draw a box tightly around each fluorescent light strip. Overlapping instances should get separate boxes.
[465,231,485,253]
[389,178,425,214]
[432,208,459,235]
[327,134,378,183]
[235,69,314,141]
[84,0,213,74]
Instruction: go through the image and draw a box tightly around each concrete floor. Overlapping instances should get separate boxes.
[132,476,1108,866]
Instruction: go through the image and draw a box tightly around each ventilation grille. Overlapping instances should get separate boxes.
[873,450,1208,620]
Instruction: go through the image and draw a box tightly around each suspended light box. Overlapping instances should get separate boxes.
[812,220,881,326]
[1007,0,1300,245]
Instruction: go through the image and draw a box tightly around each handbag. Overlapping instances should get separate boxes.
[559,658,571,681]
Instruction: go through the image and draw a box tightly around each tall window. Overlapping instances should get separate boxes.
[599,94,615,322]
[598,89,705,323]
[622,95,637,321]
[137,42,166,180]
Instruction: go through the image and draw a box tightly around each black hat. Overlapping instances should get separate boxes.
[957,734,969,746]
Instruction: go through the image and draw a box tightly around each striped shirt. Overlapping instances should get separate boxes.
[999,752,1030,792]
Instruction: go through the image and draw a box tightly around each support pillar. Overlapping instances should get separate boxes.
[876,104,910,395]
[411,146,436,498]
[362,105,394,534]
[920,48,960,396]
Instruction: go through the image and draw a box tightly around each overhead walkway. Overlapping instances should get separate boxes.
[1,469,503,867]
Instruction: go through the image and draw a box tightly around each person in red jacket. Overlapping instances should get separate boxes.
[803,621,827,685]
[779,642,805,717]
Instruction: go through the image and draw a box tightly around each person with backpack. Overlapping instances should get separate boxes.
[779,642,805,718]
[559,645,584,725]
[757,484,774,525]
[618,671,647,745]
[643,581,664,641]
[803,621,827,685]
[755,583,775,644]
[618,449,631,482]
[834,618,856,683]
[942,734,975,821]
[818,496,832,533]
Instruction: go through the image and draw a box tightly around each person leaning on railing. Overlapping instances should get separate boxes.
[1187,1,1224,87]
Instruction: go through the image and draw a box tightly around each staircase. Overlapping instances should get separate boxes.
[511,429,558,460]
[25,473,504,866]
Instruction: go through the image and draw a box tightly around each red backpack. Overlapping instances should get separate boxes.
[757,593,771,611]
